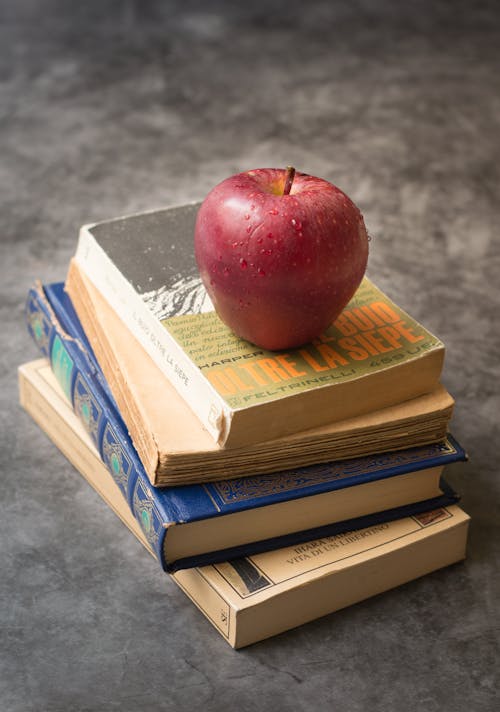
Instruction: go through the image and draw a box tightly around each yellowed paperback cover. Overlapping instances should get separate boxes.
[73,203,445,446]
[19,359,469,648]
[66,259,454,485]
[179,504,469,647]
[165,277,442,409]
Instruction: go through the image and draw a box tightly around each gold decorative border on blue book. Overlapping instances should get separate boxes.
[101,422,133,499]
[208,439,460,505]
[132,479,162,551]
[27,295,51,357]
[73,372,102,450]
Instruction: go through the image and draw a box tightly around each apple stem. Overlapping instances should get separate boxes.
[283,166,296,195]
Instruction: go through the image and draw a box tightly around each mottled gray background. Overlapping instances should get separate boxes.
[1,1,499,710]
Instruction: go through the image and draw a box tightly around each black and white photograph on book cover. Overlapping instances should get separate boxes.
[2,0,500,710]
[88,202,214,321]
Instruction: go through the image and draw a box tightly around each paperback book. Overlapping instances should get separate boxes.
[65,261,455,486]
[19,359,470,648]
[72,202,445,447]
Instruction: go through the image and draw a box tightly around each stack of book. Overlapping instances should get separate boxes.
[19,202,469,648]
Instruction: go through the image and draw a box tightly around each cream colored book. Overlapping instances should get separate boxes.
[65,259,454,486]
[73,202,445,448]
[19,359,470,648]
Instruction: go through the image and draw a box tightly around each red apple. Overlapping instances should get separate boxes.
[194,167,369,350]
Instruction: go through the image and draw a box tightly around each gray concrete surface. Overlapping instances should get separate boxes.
[1,1,499,710]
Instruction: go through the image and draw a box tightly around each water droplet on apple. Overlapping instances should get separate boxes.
[257,268,266,277]
[257,237,263,244]
[232,241,239,248]
[244,214,251,220]
[260,248,272,255]
[291,219,302,231]
[223,267,230,276]
[240,258,248,269]
[246,226,252,233]
[269,209,279,215]
[267,232,273,239]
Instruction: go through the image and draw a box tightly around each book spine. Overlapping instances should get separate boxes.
[74,231,231,444]
[25,285,171,568]
[43,283,118,405]
[18,360,155,558]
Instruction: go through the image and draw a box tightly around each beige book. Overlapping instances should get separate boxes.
[65,260,455,486]
[19,359,470,648]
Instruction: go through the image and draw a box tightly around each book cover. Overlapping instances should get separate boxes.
[73,202,445,447]
[66,259,455,486]
[18,359,470,648]
[25,283,465,572]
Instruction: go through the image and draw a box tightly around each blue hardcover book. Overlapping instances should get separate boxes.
[26,282,467,572]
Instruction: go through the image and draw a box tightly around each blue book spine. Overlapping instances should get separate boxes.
[26,283,176,568]
[26,282,466,573]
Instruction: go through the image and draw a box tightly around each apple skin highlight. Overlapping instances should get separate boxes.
[194,168,369,351]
